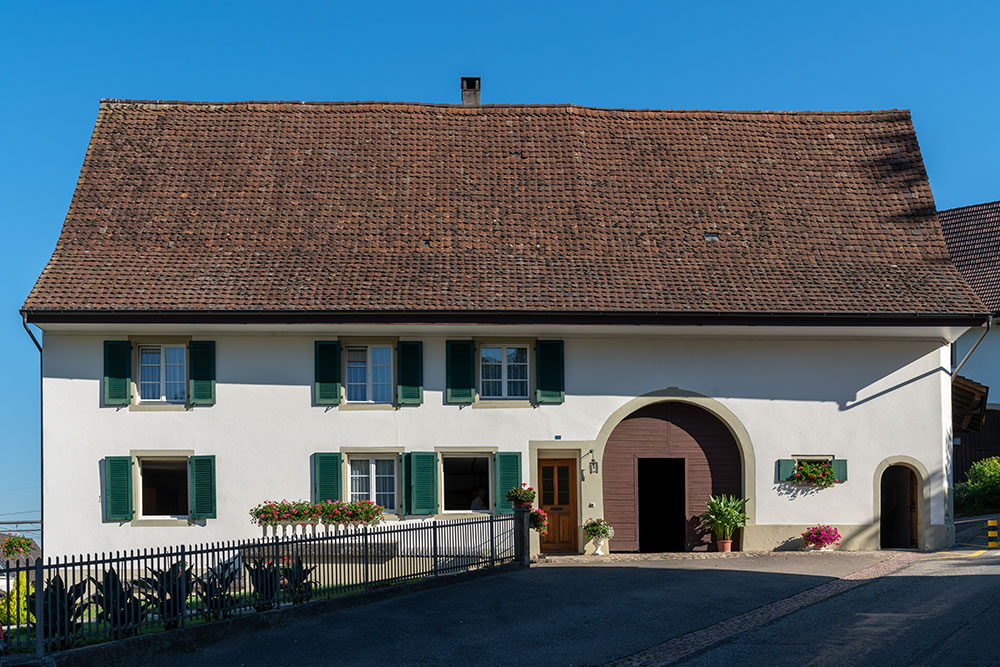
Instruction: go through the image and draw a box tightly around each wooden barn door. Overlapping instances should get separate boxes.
[602,402,741,552]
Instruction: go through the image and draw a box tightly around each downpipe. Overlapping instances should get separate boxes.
[21,312,42,560]
[952,316,991,379]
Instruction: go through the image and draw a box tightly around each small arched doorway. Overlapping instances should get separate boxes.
[880,465,918,548]
[602,402,742,552]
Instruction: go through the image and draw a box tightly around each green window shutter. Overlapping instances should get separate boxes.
[189,455,217,519]
[312,453,343,503]
[104,456,134,521]
[778,459,796,482]
[832,459,848,482]
[446,340,475,403]
[103,341,132,406]
[494,452,522,515]
[535,340,565,404]
[404,452,438,515]
[314,341,342,405]
[188,341,216,406]
[397,341,424,405]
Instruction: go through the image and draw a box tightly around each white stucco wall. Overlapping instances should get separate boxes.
[954,327,1000,398]
[40,328,957,556]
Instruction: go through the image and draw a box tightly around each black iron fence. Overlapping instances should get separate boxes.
[0,514,521,656]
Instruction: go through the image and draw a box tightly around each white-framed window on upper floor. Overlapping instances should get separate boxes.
[345,345,393,403]
[349,457,397,512]
[479,345,529,399]
[138,345,186,403]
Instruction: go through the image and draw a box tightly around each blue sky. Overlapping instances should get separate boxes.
[2,1,998,533]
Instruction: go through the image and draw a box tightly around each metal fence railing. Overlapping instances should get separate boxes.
[0,514,520,656]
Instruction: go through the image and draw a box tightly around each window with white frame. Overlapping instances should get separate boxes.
[138,345,186,403]
[345,345,393,403]
[479,345,528,399]
[349,458,396,511]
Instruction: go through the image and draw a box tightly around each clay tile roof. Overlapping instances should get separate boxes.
[939,200,1000,313]
[22,100,987,318]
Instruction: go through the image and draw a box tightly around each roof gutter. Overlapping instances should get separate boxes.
[21,312,43,560]
[952,316,992,380]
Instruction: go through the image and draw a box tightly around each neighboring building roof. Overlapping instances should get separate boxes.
[23,100,987,321]
[939,200,1000,313]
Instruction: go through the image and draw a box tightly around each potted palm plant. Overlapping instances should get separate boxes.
[698,495,748,552]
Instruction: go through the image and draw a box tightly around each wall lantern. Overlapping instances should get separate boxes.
[583,448,599,475]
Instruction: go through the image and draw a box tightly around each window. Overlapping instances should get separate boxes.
[349,458,396,511]
[442,456,490,511]
[140,458,188,517]
[138,345,186,403]
[345,345,393,403]
[479,345,528,399]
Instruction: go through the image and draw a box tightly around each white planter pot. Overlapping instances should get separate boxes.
[593,538,606,556]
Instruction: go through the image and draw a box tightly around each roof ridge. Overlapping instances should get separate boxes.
[97,98,909,116]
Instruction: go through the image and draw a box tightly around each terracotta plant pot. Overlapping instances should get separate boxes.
[715,539,733,553]
[511,499,534,509]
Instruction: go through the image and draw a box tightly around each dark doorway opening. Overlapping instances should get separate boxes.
[880,465,918,548]
[638,458,686,552]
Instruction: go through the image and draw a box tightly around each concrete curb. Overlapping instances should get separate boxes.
[3,563,522,667]
[603,551,925,666]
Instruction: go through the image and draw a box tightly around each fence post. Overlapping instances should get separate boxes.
[489,514,496,568]
[432,520,439,577]
[179,545,187,629]
[363,526,371,592]
[34,558,44,658]
[513,508,531,567]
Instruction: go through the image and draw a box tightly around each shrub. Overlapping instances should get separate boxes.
[582,518,615,540]
[27,574,89,649]
[91,567,147,639]
[955,457,1000,516]
[249,499,384,526]
[0,571,34,625]
[2,535,34,559]
[135,561,192,630]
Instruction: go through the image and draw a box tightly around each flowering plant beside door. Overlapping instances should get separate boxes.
[582,517,615,540]
[529,508,549,536]
[505,482,536,503]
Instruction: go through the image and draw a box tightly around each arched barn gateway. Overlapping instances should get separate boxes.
[603,402,743,552]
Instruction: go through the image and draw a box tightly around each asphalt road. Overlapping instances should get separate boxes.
[144,550,999,666]
[149,555,865,667]
[680,549,1000,666]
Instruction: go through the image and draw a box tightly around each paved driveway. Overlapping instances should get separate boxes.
[679,549,1000,666]
[151,552,889,667]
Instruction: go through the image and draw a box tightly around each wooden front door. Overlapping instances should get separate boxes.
[539,459,578,553]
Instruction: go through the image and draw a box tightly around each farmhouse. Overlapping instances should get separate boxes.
[23,83,988,557]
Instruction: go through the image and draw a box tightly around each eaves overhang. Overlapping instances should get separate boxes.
[20,308,992,327]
